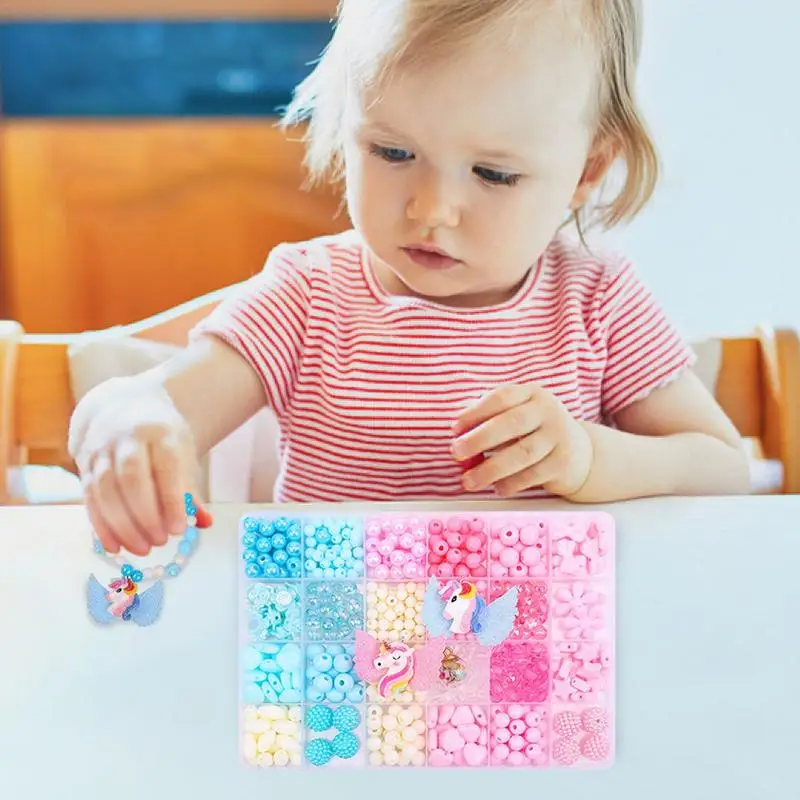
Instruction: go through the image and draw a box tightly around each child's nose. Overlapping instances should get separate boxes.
[406,172,461,229]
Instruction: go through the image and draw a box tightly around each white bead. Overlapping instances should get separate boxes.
[256,753,274,768]
[377,586,388,599]
[384,749,400,766]
[367,609,378,621]
[243,734,257,762]
[273,750,290,767]
[392,620,404,632]
[401,726,418,743]
[288,706,302,723]
[403,619,416,632]
[367,736,382,752]
[382,714,398,731]
[273,720,298,735]
[377,602,388,615]
[385,609,396,622]
[411,751,426,767]
[152,566,165,580]
[290,751,302,767]
[369,752,384,767]
[259,705,286,720]
[398,709,414,727]
[175,554,186,566]
[385,731,401,747]
[243,707,258,724]
[366,582,378,594]
[412,720,426,735]
[402,743,419,760]
[257,731,276,752]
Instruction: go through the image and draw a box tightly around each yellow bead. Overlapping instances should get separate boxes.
[257,753,274,768]
[367,736,382,752]
[257,731,276,752]
[369,752,384,767]
[243,733,257,763]
[385,730,401,747]
[274,749,290,767]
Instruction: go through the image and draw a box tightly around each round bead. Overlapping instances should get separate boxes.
[331,732,360,760]
[306,704,334,733]
[304,738,334,767]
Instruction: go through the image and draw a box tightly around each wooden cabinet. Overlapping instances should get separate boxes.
[0,121,347,332]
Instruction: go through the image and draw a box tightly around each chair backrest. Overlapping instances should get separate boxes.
[1,311,798,501]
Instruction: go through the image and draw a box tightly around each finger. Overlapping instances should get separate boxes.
[150,434,190,536]
[82,464,121,554]
[463,429,557,492]
[494,452,564,497]
[453,385,536,436]
[453,400,544,462]
[91,451,151,556]
[114,438,166,547]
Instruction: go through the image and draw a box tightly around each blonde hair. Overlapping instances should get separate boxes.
[282,0,658,232]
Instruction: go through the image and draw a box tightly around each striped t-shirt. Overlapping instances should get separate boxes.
[193,229,695,502]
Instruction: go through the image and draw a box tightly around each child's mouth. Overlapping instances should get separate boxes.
[402,245,462,271]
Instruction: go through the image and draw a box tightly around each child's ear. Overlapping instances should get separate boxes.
[570,136,619,211]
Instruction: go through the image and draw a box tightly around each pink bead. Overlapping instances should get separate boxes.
[499,526,519,546]
[428,553,443,566]
[365,536,380,552]
[469,517,485,532]
[519,525,539,545]
[460,520,472,534]
[490,540,504,558]
[399,533,415,550]
[499,547,519,567]
[390,566,404,580]
[459,724,481,743]
[381,520,393,533]
[494,728,511,744]
[440,728,465,752]
[493,712,510,729]
[403,561,421,579]
[490,563,508,578]
[428,520,444,535]
[446,517,462,532]
[509,735,526,752]
[454,564,471,578]
[392,522,405,536]
[437,563,455,578]
[445,533,463,548]
[428,749,453,767]
[446,548,463,565]
[521,546,541,566]
[524,711,543,728]
[366,522,381,537]
[366,552,382,568]
[465,535,483,553]
[463,743,488,767]
[373,564,390,580]
[525,743,542,760]
[524,727,542,743]
[492,744,510,762]
[451,706,474,726]
[509,719,526,736]
[378,540,394,557]
[465,553,483,569]
[510,564,528,578]
[429,536,448,556]
[411,542,427,559]
[507,751,526,766]
[532,565,547,577]
[413,527,426,540]
[390,550,408,566]
[473,567,487,577]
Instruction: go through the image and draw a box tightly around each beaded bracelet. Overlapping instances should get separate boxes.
[86,493,209,627]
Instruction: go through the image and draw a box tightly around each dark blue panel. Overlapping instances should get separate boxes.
[0,20,334,118]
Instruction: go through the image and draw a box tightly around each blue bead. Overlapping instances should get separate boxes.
[306,535,317,549]
[326,690,345,704]
[333,557,345,568]
[178,541,192,556]
[256,537,272,553]
[306,704,334,733]
[273,550,289,566]
[259,659,280,673]
[279,670,294,690]
[352,546,365,559]
[288,527,302,541]
[326,644,345,655]
[242,531,258,547]
[305,738,334,767]
[258,520,274,536]
[266,673,283,694]
[262,685,279,703]
[184,528,198,543]
[263,564,280,578]
[313,654,333,673]
[166,563,180,577]
[242,549,258,563]
[347,686,364,703]
[332,706,361,733]
[307,644,325,657]
[286,558,301,576]
[244,563,261,579]
[334,568,346,578]
[273,517,290,533]
[243,646,262,670]
[304,560,317,573]
[331,532,343,545]
[331,732,360,760]
[306,667,320,682]
[243,683,263,705]
[334,674,355,693]
[333,654,354,673]
[244,670,266,684]
[271,533,287,550]
[306,686,325,703]
[243,517,260,533]
[348,527,364,546]
[92,539,104,554]
[286,541,301,557]
[323,568,335,579]
[313,674,334,693]
[256,555,272,568]
[279,689,302,704]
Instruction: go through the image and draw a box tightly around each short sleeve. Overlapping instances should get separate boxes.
[190,243,311,415]
[599,261,696,417]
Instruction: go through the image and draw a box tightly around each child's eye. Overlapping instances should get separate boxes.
[370,144,414,163]
[473,165,521,187]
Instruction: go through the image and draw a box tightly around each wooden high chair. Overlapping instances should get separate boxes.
[0,299,799,501]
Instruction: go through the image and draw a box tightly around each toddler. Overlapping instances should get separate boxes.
[69,0,749,557]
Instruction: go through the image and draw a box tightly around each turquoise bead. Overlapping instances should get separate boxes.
[333,654,353,672]
[334,673,355,693]
[260,643,280,655]
[331,732,360,760]
[326,690,345,704]
[259,659,280,674]
[244,670,266,684]
[262,685,279,703]
[184,528,198,543]
[306,705,334,733]
[305,738,334,767]
[178,541,192,556]
[266,673,283,693]
[279,689,302,704]
[313,654,333,673]
[306,686,325,703]
[332,705,361,733]
[276,643,302,671]
[314,674,334,693]
[279,670,294,689]
[347,686,364,704]
[166,563,180,577]
[306,644,325,657]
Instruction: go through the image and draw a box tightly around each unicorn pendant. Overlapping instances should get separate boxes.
[354,632,446,699]
[86,565,164,626]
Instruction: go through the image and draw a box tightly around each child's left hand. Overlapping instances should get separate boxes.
[452,385,594,498]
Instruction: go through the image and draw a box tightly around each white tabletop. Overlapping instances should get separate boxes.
[1,497,798,799]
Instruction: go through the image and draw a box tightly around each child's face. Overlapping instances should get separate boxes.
[342,7,606,307]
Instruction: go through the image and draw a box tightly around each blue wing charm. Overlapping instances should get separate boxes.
[473,585,519,647]
[129,582,164,626]
[422,577,450,637]
[87,574,115,625]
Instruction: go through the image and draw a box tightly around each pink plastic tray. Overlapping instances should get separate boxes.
[238,509,615,769]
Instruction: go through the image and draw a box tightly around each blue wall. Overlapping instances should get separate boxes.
[0,21,333,117]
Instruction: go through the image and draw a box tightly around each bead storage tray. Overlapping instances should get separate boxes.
[239,509,615,770]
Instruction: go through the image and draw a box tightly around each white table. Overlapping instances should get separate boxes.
[1,498,798,799]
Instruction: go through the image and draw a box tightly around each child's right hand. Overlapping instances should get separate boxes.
[68,375,205,557]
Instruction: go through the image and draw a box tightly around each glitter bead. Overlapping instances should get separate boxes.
[242,516,302,579]
[490,642,549,703]
[365,517,427,580]
[302,518,365,579]
[305,738,334,767]
[247,583,303,641]
[304,582,364,642]
[490,580,548,641]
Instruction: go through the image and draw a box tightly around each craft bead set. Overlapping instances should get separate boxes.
[239,509,616,770]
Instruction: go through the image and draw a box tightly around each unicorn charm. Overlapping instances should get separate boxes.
[354,632,446,699]
[87,565,164,626]
[423,577,519,647]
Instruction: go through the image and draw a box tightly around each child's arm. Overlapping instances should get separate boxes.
[573,370,750,501]
[68,335,265,556]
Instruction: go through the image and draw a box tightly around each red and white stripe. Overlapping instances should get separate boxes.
[194,231,694,502]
